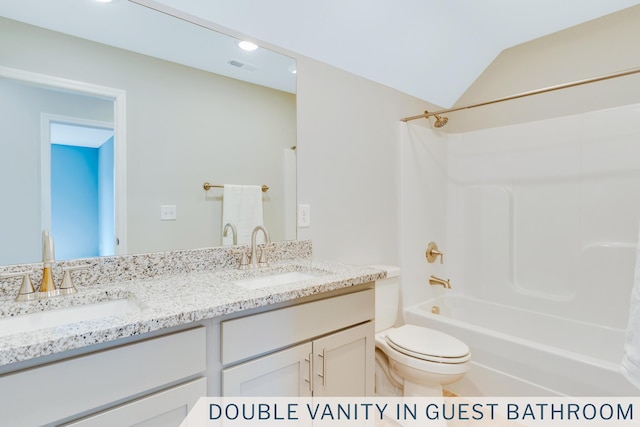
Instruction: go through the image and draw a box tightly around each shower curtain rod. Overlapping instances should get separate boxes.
[401,66,640,123]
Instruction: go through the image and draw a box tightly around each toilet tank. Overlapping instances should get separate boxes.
[370,265,401,332]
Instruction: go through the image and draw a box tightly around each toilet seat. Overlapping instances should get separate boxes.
[385,325,470,364]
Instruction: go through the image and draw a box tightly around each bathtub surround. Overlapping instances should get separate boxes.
[399,101,640,395]
[446,104,640,329]
[621,227,640,389]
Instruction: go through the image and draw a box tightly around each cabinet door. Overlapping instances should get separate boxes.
[313,321,375,397]
[59,377,206,427]
[222,342,313,396]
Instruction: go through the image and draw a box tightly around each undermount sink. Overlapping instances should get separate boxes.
[0,298,141,338]
[232,271,325,290]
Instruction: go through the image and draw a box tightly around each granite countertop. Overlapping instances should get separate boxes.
[0,259,385,368]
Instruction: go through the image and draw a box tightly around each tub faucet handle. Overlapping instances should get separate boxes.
[426,242,444,264]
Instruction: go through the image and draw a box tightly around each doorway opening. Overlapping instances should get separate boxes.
[48,120,115,259]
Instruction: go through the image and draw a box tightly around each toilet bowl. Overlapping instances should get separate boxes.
[372,265,471,397]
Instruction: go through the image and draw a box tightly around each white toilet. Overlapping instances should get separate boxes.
[373,265,471,397]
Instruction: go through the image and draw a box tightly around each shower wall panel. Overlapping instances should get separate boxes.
[445,103,640,329]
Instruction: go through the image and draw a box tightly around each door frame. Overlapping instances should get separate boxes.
[0,65,128,255]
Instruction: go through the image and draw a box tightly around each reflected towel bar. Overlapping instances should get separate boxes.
[203,182,269,192]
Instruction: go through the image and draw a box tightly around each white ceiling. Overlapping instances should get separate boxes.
[149,0,640,107]
[2,0,639,107]
[51,123,114,149]
[0,0,297,93]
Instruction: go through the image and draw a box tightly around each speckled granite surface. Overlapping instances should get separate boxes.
[0,242,385,367]
[0,240,312,298]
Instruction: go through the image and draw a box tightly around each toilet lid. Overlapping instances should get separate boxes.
[385,325,470,363]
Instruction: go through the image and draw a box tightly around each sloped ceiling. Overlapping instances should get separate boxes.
[148,0,640,107]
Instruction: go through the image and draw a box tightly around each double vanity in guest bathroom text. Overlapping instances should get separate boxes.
[0,240,384,426]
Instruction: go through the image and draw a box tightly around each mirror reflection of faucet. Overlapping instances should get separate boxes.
[223,222,238,246]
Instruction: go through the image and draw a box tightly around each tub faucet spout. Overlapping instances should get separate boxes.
[429,275,451,289]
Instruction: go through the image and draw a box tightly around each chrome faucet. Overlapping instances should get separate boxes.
[249,225,271,268]
[223,222,238,245]
[429,275,451,289]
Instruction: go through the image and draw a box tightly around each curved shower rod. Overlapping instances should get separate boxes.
[402,66,640,125]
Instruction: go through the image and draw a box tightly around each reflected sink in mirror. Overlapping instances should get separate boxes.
[0,298,141,338]
[232,271,327,290]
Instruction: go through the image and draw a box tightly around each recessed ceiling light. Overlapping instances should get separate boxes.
[238,41,258,51]
[95,0,113,3]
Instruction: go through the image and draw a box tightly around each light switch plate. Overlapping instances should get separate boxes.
[160,205,177,221]
[298,204,310,227]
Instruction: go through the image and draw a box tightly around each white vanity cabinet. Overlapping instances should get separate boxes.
[0,327,207,427]
[220,288,375,396]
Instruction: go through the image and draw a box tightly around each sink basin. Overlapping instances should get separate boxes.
[0,299,141,338]
[232,271,325,290]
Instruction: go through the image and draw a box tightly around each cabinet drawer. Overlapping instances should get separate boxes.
[60,377,207,427]
[0,327,206,426]
[221,288,374,365]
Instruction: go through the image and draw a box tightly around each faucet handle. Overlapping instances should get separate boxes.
[258,245,275,267]
[426,242,444,264]
[58,265,91,295]
[232,249,250,270]
[1,271,37,302]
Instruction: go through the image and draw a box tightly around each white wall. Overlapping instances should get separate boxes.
[295,57,434,265]
[448,5,640,132]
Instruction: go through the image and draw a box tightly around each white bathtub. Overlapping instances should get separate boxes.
[404,294,637,396]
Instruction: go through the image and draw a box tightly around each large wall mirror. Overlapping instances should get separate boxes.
[0,0,297,266]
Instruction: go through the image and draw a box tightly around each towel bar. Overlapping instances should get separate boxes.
[203,182,269,192]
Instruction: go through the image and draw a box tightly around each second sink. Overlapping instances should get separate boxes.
[232,271,324,290]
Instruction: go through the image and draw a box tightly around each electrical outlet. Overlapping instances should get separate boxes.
[160,205,177,221]
[298,204,311,227]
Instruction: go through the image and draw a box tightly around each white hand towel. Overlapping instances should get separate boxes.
[622,227,640,389]
[222,185,264,246]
